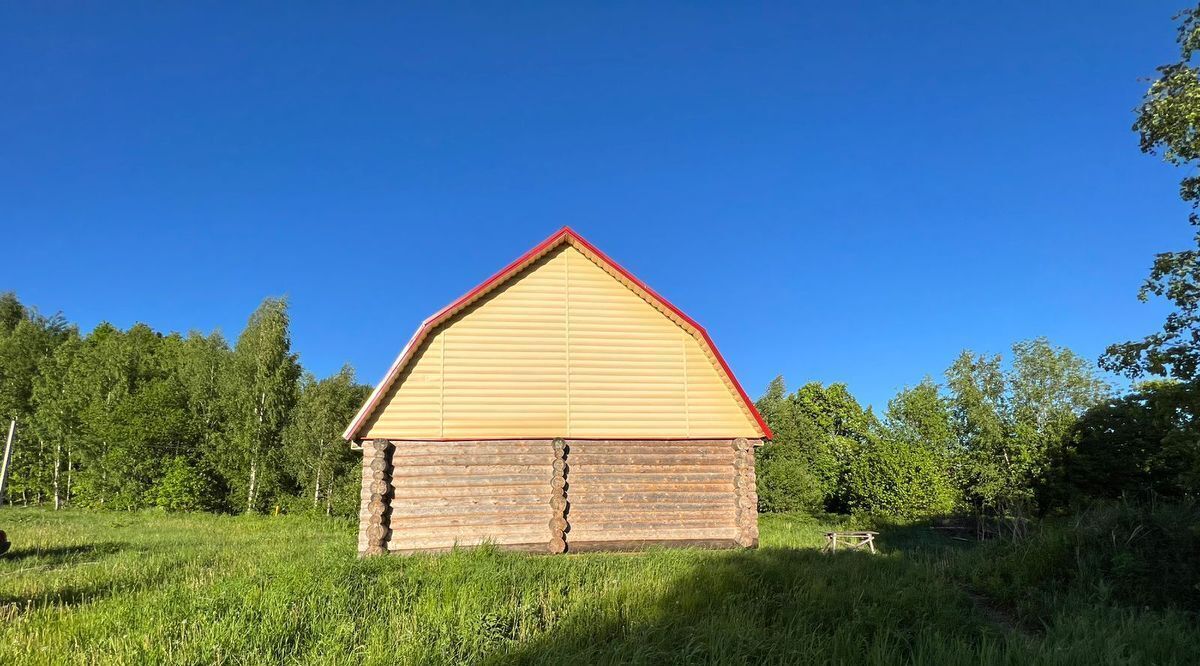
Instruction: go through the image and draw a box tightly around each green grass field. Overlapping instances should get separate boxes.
[1,508,1196,665]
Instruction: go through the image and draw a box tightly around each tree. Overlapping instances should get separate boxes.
[224,298,300,513]
[947,339,1108,513]
[29,332,83,508]
[855,379,960,517]
[755,378,877,513]
[284,365,368,515]
[0,294,70,505]
[1051,380,1200,504]
[845,437,957,519]
[1103,6,1200,380]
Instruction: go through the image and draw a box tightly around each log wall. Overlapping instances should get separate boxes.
[356,451,372,553]
[383,440,556,554]
[357,438,759,555]
[564,439,740,548]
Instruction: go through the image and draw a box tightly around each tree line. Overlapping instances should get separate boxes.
[0,293,368,516]
[754,339,1200,519]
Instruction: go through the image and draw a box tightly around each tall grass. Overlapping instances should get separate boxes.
[0,508,1196,664]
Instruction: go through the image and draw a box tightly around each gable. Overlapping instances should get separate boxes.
[348,229,770,441]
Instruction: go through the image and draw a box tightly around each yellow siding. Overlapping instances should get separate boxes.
[360,244,760,439]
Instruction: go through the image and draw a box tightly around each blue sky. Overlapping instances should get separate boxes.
[0,2,1191,410]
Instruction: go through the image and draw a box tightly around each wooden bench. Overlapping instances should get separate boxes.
[823,531,878,554]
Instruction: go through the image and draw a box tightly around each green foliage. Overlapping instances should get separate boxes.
[758,339,1107,520]
[154,456,218,512]
[223,298,302,513]
[284,365,370,514]
[754,445,824,513]
[0,292,368,517]
[948,339,1108,512]
[1104,6,1200,381]
[1051,380,1200,504]
[863,379,960,518]
[846,437,957,519]
[755,377,878,513]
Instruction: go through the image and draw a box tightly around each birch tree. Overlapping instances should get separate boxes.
[284,365,368,514]
[227,298,300,513]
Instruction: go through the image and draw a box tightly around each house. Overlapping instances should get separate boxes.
[344,227,772,555]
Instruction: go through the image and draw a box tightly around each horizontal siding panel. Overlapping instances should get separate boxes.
[359,243,761,440]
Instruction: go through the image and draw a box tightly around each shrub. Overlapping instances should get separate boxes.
[154,457,218,512]
[844,438,957,520]
[756,448,825,514]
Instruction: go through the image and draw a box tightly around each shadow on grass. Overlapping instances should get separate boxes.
[1,541,125,565]
[868,518,979,555]
[0,541,140,614]
[485,544,1001,665]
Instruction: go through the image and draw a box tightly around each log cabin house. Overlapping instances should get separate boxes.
[344,227,772,555]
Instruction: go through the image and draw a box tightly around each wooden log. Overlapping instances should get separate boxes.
[389,507,551,522]
[388,513,549,528]
[389,474,547,488]
[388,542,551,556]
[387,442,555,456]
[362,439,394,556]
[390,483,548,498]
[388,522,552,537]
[567,440,731,448]
[549,436,570,553]
[565,538,739,553]
[565,453,735,465]
[565,491,733,503]
[366,523,389,542]
[390,453,550,467]
[388,494,549,508]
[565,482,734,493]
[387,532,553,550]
[567,473,734,484]
[388,464,550,477]
[564,519,735,532]
[562,464,734,475]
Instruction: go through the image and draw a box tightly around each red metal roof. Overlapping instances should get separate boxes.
[343,227,773,441]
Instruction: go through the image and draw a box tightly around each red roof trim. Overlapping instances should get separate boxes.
[343,227,773,441]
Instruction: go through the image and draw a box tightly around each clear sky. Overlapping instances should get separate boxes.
[1,3,1191,410]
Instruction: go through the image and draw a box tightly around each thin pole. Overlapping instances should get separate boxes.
[0,419,15,507]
